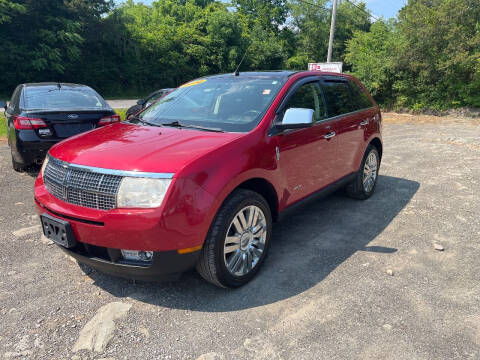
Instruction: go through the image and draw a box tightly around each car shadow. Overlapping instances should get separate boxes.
[85,175,419,312]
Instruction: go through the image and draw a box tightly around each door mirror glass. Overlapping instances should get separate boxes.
[137,99,145,106]
[0,100,6,109]
[277,108,314,129]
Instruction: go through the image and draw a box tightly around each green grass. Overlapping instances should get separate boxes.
[0,108,128,139]
[0,112,6,138]
[114,108,128,121]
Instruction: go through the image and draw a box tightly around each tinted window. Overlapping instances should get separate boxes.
[8,86,22,111]
[349,80,373,110]
[24,86,107,110]
[145,90,168,107]
[321,80,356,117]
[284,82,325,122]
[140,78,284,132]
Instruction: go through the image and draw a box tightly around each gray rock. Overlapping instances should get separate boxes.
[434,243,445,251]
[72,302,132,353]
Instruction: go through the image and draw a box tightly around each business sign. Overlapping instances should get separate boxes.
[308,62,343,73]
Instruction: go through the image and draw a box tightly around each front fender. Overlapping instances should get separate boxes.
[181,133,282,233]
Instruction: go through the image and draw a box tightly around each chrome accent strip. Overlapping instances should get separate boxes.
[324,132,336,139]
[49,156,174,179]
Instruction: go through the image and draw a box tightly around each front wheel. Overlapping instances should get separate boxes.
[345,145,380,200]
[196,189,272,288]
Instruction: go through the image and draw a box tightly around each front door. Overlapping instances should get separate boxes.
[274,81,338,207]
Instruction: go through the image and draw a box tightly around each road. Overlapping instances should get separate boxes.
[107,100,137,109]
[0,114,479,359]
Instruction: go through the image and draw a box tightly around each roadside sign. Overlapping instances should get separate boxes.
[308,62,343,73]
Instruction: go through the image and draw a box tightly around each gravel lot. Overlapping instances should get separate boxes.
[0,114,479,359]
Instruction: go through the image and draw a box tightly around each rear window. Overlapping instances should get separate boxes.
[24,86,107,110]
[349,80,373,110]
[320,80,356,118]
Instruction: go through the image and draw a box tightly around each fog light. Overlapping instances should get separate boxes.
[121,250,153,262]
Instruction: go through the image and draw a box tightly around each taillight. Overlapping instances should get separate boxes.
[98,115,121,126]
[13,116,47,130]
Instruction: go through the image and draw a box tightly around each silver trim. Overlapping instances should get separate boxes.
[49,156,174,179]
[324,132,336,139]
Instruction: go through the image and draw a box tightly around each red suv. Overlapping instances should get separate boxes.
[34,71,382,288]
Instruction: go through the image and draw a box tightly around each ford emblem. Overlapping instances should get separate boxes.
[68,114,79,119]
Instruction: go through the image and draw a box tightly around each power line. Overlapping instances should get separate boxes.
[295,0,379,22]
[345,0,380,21]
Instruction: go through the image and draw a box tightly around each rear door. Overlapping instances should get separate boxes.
[320,77,369,177]
[274,80,338,205]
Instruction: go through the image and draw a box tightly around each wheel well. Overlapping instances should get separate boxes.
[238,178,279,222]
[369,138,383,160]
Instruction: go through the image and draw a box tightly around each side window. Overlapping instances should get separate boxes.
[8,86,21,112]
[284,82,325,122]
[320,80,356,117]
[349,80,373,110]
[147,91,164,105]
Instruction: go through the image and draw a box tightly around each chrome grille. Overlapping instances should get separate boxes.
[43,158,122,210]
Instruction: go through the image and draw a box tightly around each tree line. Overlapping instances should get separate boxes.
[0,0,479,110]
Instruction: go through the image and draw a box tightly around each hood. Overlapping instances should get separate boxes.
[49,123,244,174]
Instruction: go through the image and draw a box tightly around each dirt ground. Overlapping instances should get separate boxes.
[0,113,479,359]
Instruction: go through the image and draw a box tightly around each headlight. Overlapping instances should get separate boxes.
[40,154,49,177]
[117,177,172,208]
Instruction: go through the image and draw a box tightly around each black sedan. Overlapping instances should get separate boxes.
[1,83,120,171]
[125,88,172,120]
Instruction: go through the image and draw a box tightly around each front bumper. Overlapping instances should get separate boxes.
[59,244,200,281]
[34,172,218,279]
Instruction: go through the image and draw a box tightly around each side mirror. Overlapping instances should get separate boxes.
[276,108,314,130]
[137,99,145,106]
[0,100,7,110]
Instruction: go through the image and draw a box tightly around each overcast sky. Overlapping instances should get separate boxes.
[115,0,406,19]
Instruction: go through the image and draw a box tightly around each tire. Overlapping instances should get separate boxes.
[11,154,25,172]
[196,189,272,288]
[345,145,380,200]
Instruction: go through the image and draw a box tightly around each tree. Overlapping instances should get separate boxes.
[345,20,396,104]
[394,0,480,108]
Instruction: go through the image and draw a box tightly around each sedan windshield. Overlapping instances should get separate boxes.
[138,77,284,132]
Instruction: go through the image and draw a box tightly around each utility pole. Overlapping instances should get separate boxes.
[327,0,338,63]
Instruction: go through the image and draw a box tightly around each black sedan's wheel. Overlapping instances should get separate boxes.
[345,145,380,200]
[196,189,272,288]
[11,154,25,172]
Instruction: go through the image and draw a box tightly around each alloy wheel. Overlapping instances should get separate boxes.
[363,150,378,193]
[223,205,267,276]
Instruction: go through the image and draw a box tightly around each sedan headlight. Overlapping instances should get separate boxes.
[117,177,172,208]
[40,154,50,178]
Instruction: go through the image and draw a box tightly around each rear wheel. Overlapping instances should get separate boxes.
[11,154,25,172]
[345,145,380,200]
[196,189,272,288]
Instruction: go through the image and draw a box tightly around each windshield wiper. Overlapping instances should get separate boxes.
[130,116,162,127]
[161,121,224,133]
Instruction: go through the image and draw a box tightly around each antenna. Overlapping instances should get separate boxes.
[233,47,248,76]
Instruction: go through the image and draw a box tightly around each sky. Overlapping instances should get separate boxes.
[115,0,405,19]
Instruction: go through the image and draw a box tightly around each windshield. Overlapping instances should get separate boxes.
[138,77,284,132]
[24,86,108,110]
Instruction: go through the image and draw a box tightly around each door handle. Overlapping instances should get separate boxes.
[324,132,336,139]
[360,120,369,126]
